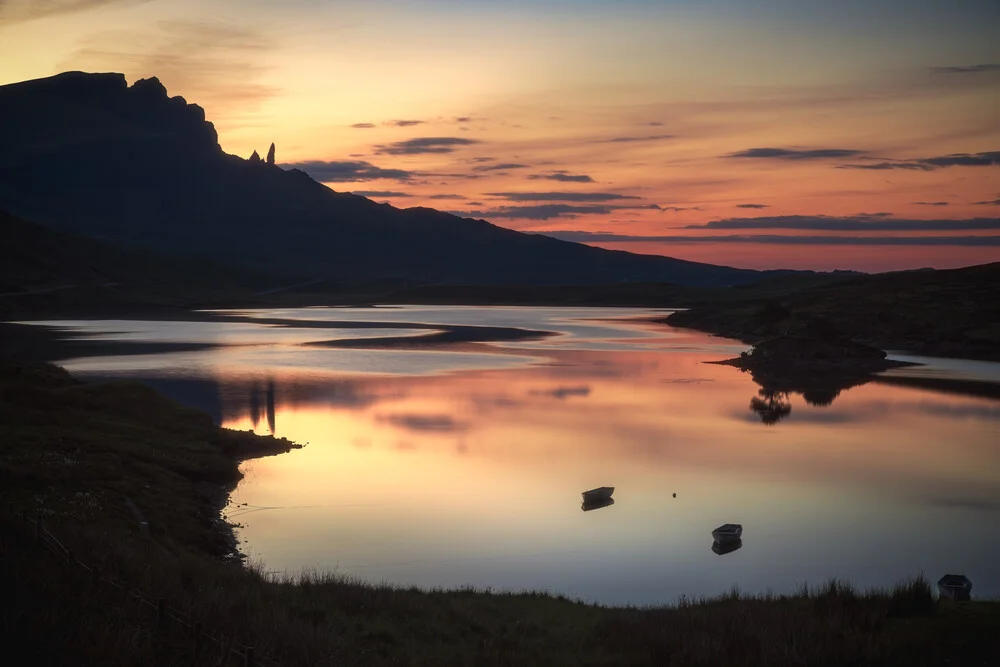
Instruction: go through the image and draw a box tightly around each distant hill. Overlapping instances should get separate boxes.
[0,71,775,288]
[0,209,289,316]
[666,262,1000,360]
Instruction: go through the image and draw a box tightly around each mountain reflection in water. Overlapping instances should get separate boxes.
[40,306,1000,605]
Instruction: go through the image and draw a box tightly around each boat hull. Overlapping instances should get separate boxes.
[581,486,614,502]
[711,523,743,544]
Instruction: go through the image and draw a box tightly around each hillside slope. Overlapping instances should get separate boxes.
[0,71,768,288]
[666,263,1000,360]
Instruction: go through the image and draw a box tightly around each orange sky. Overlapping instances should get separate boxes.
[1,0,999,271]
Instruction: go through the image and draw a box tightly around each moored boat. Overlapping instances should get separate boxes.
[582,486,614,502]
[711,523,743,543]
[937,574,972,600]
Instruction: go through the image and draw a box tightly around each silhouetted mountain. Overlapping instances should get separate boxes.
[0,71,772,287]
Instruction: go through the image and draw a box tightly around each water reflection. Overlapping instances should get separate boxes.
[34,307,1000,605]
[582,497,616,512]
[712,539,743,556]
[749,389,792,425]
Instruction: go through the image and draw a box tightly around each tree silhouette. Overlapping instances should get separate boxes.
[749,388,792,425]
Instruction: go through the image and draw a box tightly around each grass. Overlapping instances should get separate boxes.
[1,363,996,666]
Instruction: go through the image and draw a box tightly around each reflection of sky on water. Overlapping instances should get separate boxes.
[26,307,1000,605]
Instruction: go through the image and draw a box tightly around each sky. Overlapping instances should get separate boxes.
[1,0,999,272]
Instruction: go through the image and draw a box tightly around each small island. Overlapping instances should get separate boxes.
[717,334,917,376]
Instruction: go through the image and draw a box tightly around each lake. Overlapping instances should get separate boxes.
[23,306,1000,605]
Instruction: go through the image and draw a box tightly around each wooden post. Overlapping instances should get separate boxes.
[244,646,255,666]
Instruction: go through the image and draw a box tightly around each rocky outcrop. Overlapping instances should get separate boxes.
[266,142,275,165]
[249,150,261,163]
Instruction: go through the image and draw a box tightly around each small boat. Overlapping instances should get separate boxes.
[937,574,972,601]
[582,487,614,502]
[712,524,743,544]
[711,539,743,556]
[581,497,615,512]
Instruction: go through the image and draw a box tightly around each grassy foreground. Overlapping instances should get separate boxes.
[1,364,996,666]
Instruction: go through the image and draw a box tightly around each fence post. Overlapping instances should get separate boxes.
[245,646,255,666]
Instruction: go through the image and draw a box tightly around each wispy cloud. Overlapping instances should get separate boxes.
[840,151,1000,171]
[350,190,412,198]
[736,203,769,209]
[281,160,413,182]
[685,215,1000,231]
[386,119,424,127]
[973,198,1000,206]
[528,171,594,183]
[540,231,1000,246]
[930,64,1000,75]
[63,20,277,113]
[484,192,640,203]
[473,163,530,172]
[451,203,659,221]
[375,137,480,155]
[724,147,866,160]
[350,122,376,129]
[0,0,150,25]
[428,194,467,200]
[597,134,675,143]
[912,201,949,206]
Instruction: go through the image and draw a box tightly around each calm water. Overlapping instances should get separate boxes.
[24,306,1000,605]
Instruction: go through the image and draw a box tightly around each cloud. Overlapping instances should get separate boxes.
[375,137,479,155]
[598,134,675,143]
[530,386,591,399]
[350,190,412,198]
[528,171,595,183]
[377,413,468,432]
[484,192,640,203]
[840,161,935,171]
[452,203,659,221]
[724,147,866,160]
[930,64,1000,75]
[912,201,949,206]
[973,198,1000,206]
[840,151,1000,171]
[736,203,770,209]
[428,194,466,200]
[473,163,530,172]
[0,0,150,25]
[350,122,376,129]
[62,20,277,114]
[281,160,413,182]
[386,119,424,127]
[685,215,1000,231]
[662,206,702,212]
[540,231,1000,246]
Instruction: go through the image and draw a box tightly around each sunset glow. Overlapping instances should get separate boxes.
[2,0,998,271]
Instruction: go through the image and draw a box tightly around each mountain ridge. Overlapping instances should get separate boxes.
[0,71,789,287]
